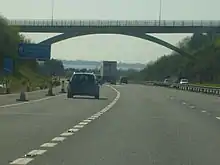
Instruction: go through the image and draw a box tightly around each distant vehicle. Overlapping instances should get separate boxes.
[95,74,103,85]
[100,61,117,84]
[67,72,100,99]
[179,79,189,84]
[163,79,169,83]
[120,77,128,84]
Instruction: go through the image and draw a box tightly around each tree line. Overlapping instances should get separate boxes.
[132,33,220,84]
[0,16,65,77]
[0,15,40,74]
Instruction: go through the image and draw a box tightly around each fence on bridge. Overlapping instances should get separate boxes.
[7,19,220,27]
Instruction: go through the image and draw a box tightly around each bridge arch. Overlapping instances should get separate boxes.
[39,32,193,58]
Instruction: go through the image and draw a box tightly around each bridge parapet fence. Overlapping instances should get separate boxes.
[7,19,220,27]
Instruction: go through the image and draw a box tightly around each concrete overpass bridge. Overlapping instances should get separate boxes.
[8,19,220,57]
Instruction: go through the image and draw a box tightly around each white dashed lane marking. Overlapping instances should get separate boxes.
[93,114,100,118]
[216,117,220,120]
[100,110,107,113]
[94,113,101,117]
[88,117,96,120]
[201,110,206,113]
[78,122,89,125]
[60,132,74,136]
[9,86,120,165]
[40,143,57,148]
[68,128,79,132]
[182,102,186,105]
[74,125,84,128]
[10,158,33,165]
[83,119,92,122]
[25,150,47,157]
[91,115,99,118]
[91,116,99,119]
[52,137,66,142]
[189,105,196,109]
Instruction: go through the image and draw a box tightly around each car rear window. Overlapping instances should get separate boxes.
[72,74,95,84]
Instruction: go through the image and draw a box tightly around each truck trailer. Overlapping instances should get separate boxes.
[100,61,117,84]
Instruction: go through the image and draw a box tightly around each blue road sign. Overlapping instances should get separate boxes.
[3,57,14,73]
[18,43,51,60]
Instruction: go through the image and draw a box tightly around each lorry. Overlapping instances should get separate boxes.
[100,61,117,84]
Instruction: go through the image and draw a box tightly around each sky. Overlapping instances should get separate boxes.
[0,0,219,64]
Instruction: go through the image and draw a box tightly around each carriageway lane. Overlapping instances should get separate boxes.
[29,84,220,165]
[0,85,116,165]
[0,86,62,106]
[154,85,220,118]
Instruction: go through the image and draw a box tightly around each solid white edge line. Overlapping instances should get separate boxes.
[0,88,53,97]
[0,94,65,108]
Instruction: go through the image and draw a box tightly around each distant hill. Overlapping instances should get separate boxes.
[61,60,146,70]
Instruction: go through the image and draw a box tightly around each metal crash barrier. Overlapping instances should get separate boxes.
[144,81,220,96]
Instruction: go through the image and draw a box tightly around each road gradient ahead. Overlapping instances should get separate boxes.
[1,84,220,164]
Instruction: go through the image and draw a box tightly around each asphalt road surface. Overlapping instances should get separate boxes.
[2,84,220,165]
[0,86,62,106]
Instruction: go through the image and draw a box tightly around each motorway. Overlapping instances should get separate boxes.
[1,84,220,164]
[0,86,62,107]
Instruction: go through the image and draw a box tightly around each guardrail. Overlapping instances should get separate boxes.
[144,81,220,96]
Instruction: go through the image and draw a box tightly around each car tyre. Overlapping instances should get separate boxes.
[95,95,99,99]
[67,91,72,98]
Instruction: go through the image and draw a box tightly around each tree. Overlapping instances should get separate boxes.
[0,16,37,74]
[39,59,65,76]
[0,16,20,68]
[131,33,220,84]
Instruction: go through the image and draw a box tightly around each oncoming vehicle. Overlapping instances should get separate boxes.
[179,79,189,84]
[67,72,100,99]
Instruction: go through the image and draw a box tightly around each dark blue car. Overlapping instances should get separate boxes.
[67,72,100,99]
